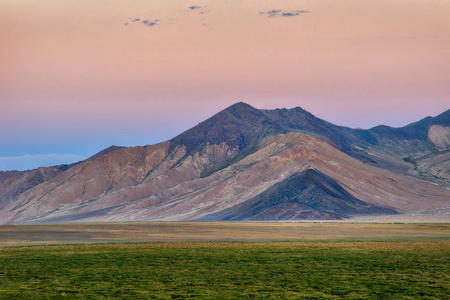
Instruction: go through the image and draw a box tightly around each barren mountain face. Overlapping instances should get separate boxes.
[1,103,449,224]
[428,125,450,151]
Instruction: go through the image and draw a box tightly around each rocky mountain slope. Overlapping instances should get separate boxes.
[0,102,449,224]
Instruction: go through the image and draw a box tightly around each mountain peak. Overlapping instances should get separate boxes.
[170,102,284,153]
[219,101,260,117]
[227,101,254,109]
[167,101,286,176]
[218,102,264,120]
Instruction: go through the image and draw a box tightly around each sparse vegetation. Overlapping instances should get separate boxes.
[0,240,449,299]
[2,222,450,246]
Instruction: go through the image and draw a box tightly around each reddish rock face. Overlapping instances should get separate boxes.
[1,103,449,224]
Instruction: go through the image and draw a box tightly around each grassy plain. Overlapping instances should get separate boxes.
[0,240,449,299]
[1,223,449,298]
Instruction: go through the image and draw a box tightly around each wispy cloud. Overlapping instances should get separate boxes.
[188,5,208,14]
[125,18,160,28]
[142,19,159,27]
[260,9,309,17]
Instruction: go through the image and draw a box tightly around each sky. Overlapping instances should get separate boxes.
[1,0,449,171]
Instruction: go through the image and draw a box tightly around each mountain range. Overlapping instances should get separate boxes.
[1,102,449,224]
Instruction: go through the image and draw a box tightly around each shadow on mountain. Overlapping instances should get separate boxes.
[199,169,398,221]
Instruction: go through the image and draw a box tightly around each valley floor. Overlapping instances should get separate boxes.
[0,222,449,246]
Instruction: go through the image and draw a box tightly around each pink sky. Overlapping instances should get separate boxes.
[1,0,449,170]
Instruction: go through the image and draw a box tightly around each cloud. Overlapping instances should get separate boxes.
[188,5,208,14]
[282,12,300,17]
[260,9,309,17]
[141,19,159,27]
[267,9,282,16]
[0,154,87,171]
[125,18,160,28]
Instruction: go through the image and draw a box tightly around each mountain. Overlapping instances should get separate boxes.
[0,102,449,224]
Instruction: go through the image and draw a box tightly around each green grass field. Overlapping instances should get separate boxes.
[1,240,449,299]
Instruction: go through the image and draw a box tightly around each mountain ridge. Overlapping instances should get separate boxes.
[1,102,449,224]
